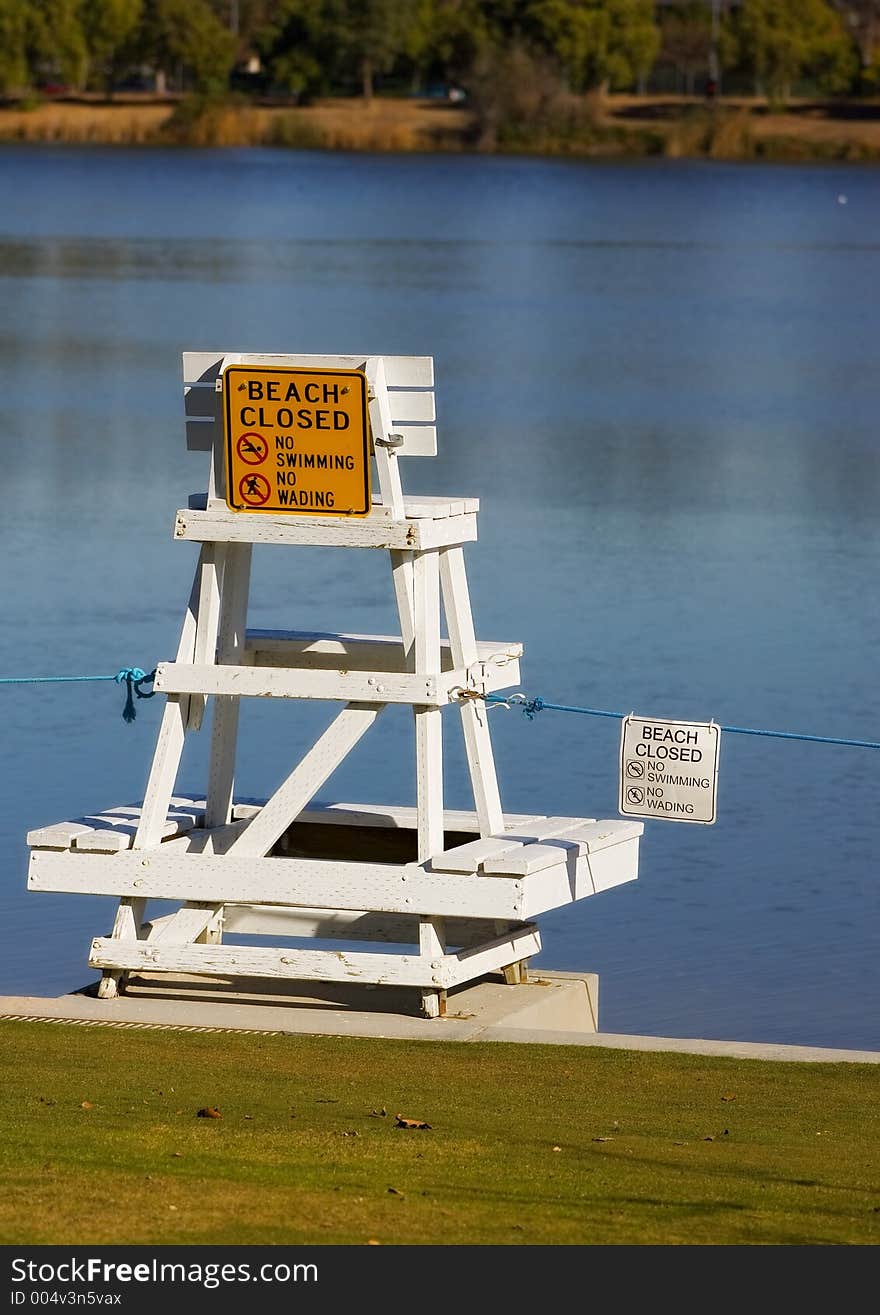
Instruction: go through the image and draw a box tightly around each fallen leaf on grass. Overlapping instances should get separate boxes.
[80,1101,94,1111]
[341,1131,361,1138]
[592,1136,613,1143]
[721,1093,737,1103]
[197,1107,221,1119]
[395,1114,431,1129]
[703,1135,715,1142]
[367,1240,381,1246]
[387,1187,405,1196]
[316,1098,339,1104]
[369,1108,387,1118]
[552,1145,562,1152]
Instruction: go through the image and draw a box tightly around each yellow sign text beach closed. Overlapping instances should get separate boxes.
[223,365,371,516]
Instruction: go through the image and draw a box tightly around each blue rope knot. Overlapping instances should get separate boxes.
[522,695,545,720]
[114,667,157,723]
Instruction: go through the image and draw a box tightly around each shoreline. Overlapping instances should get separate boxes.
[2,93,880,162]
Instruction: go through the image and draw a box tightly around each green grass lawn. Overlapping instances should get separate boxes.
[0,1020,878,1246]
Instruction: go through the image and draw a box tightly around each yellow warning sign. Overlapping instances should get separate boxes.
[222,365,371,516]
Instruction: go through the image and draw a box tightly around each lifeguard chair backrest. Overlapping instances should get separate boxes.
[183,352,437,458]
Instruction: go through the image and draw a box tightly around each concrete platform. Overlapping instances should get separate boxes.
[0,970,877,1063]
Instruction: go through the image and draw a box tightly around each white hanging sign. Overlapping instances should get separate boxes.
[619,716,721,825]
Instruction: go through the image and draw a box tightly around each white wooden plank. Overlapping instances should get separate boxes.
[228,703,383,858]
[28,850,525,920]
[184,352,434,390]
[390,550,415,659]
[131,706,190,850]
[230,800,540,832]
[89,939,447,988]
[419,916,445,959]
[74,828,137,853]
[28,798,534,853]
[132,551,204,849]
[90,924,540,990]
[429,816,594,874]
[76,805,207,853]
[417,515,478,549]
[145,905,218,945]
[220,905,420,942]
[173,508,477,550]
[161,820,249,854]
[27,820,99,850]
[183,353,435,457]
[413,550,443,862]
[182,352,225,384]
[374,495,479,519]
[378,424,437,456]
[520,837,642,916]
[244,628,520,673]
[205,543,252,829]
[188,542,225,731]
[166,656,521,702]
[386,390,435,422]
[485,820,646,875]
[443,925,542,988]
[366,357,405,519]
[440,546,504,836]
[109,897,143,942]
[220,905,503,945]
[155,662,443,706]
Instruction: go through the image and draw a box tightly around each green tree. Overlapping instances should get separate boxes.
[27,0,88,89]
[0,0,29,94]
[525,0,660,93]
[253,0,343,100]
[828,1,880,89]
[342,0,421,100]
[735,0,857,102]
[658,2,713,95]
[139,0,235,94]
[81,0,143,97]
[426,0,492,85]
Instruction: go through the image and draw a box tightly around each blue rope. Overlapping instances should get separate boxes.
[0,668,156,722]
[484,693,880,750]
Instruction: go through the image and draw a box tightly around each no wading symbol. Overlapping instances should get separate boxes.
[236,432,268,465]
[238,472,271,506]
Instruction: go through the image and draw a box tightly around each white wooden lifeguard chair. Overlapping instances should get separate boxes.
[26,351,642,1018]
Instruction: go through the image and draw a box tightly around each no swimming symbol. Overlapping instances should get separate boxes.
[237,432,268,465]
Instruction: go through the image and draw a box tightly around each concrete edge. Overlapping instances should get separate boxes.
[0,972,876,1064]
[478,1027,880,1063]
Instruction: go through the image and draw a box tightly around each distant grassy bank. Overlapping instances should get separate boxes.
[3,92,880,161]
[1,1018,879,1246]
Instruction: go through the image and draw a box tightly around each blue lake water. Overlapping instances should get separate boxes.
[0,145,877,1050]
